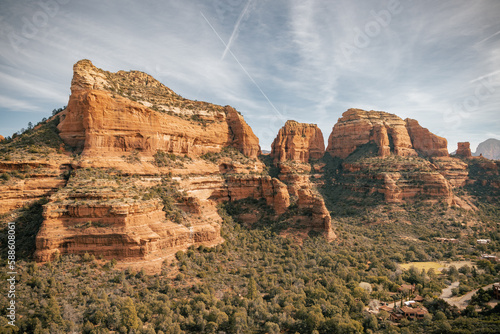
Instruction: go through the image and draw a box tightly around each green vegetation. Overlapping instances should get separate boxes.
[144,177,187,226]
[123,150,141,164]
[153,150,191,168]
[0,115,65,158]
[0,203,499,333]
[201,147,253,165]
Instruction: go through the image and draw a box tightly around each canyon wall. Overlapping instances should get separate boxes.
[58,60,261,159]
[270,120,325,163]
[3,60,493,268]
[326,109,448,159]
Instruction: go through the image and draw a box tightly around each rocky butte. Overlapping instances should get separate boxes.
[1,60,496,270]
[0,60,336,270]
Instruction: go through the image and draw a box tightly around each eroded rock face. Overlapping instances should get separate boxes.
[297,188,336,241]
[326,109,448,159]
[276,161,336,240]
[405,118,448,157]
[456,142,472,157]
[271,120,325,163]
[0,159,70,214]
[59,60,261,159]
[326,109,417,159]
[34,175,223,262]
[432,157,469,188]
[341,157,453,204]
[225,176,290,215]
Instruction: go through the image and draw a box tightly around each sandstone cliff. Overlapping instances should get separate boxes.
[59,60,261,159]
[6,60,497,269]
[270,120,325,163]
[456,142,472,157]
[34,172,222,262]
[326,109,448,159]
[0,158,70,214]
[405,118,448,157]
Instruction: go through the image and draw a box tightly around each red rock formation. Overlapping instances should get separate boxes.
[342,157,453,204]
[0,159,70,214]
[326,109,417,159]
[275,161,336,240]
[34,176,223,262]
[0,135,4,141]
[297,188,336,241]
[225,106,262,158]
[270,120,325,163]
[278,162,312,196]
[431,157,468,187]
[456,142,472,157]
[405,118,448,157]
[326,109,448,159]
[59,60,261,158]
[214,175,291,215]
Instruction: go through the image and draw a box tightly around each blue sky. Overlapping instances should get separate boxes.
[0,0,499,152]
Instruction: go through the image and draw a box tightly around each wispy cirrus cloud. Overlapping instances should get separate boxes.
[0,0,498,151]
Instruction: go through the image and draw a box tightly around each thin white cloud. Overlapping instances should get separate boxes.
[0,95,44,112]
[0,0,499,150]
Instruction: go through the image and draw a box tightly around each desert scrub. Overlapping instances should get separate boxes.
[122,150,141,164]
[201,146,253,164]
[153,150,191,168]
[143,177,187,226]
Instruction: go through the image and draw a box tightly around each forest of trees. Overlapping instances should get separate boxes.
[0,202,499,333]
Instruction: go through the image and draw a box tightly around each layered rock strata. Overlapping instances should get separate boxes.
[326,109,448,159]
[456,142,472,157]
[405,119,448,157]
[34,175,222,262]
[58,60,261,159]
[0,159,70,214]
[270,120,325,163]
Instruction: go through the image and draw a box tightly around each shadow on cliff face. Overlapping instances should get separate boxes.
[0,198,48,260]
[258,154,280,178]
[319,143,384,217]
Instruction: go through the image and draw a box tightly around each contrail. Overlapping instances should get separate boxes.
[222,0,253,61]
[475,30,500,46]
[200,11,283,118]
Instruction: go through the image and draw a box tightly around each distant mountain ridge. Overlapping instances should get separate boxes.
[473,138,500,160]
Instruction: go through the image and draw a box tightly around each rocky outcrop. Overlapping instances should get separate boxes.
[326,109,448,159]
[275,161,336,240]
[34,175,223,262]
[326,109,417,159]
[341,157,453,204]
[211,175,290,215]
[335,154,476,210]
[405,118,448,157]
[271,120,325,163]
[296,188,336,241]
[0,159,70,214]
[58,60,261,159]
[456,142,472,157]
[431,157,469,188]
[225,106,262,158]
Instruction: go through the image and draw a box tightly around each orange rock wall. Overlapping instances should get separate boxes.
[271,120,325,163]
[456,142,472,157]
[326,109,448,159]
[405,118,448,157]
[58,60,261,158]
